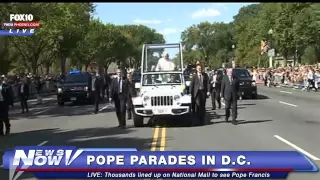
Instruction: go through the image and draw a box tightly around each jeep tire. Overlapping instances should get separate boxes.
[58,101,64,106]
[133,107,144,127]
[57,97,64,106]
[133,114,144,127]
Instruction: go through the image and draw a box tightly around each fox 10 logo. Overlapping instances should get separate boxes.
[9,149,83,180]
[9,14,33,22]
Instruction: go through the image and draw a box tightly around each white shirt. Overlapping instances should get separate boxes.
[307,71,314,80]
[118,77,122,93]
[21,84,24,93]
[229,75,233,85]
[155,58,175,71]
[0,84,3,101]
[212,74,217,87]
[92,78,96,91]
[315,73,320,82]
[198,73,203,89]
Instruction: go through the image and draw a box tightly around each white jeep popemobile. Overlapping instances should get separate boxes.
[131,43,192,127]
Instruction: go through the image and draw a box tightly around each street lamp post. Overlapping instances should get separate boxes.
[295,49,298,66]
[232,44,235,68]
[268,29,274,68]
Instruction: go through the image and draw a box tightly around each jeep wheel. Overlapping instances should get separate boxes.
[133,113,144,127]
[184,113,194,127]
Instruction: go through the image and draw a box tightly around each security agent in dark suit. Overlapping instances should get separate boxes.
[19,78,29,113]
[92,72,102,114]
[126,71,136,120]
[104,73,111,103]
[0,76,13,135]
[221,68,240,125]
[110,69,130,128]
[190,64,210,125]
[210,70,222,110]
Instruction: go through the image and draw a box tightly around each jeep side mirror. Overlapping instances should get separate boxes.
[185,81,191,86]
[135,82,141,89]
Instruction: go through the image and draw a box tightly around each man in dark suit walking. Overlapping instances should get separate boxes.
[126,71,136,120]
[190,64,210,125]
[19,78,29,113]
[104,73,111,103]
[92,71,102,114]
[221,68,240,125]
[210,70,222,110]
[0,75,13,135]
[110,69,130,128]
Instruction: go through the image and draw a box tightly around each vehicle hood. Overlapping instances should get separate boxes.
[61,82,88,87]
[140,85,184,96]
[237,76,252,81]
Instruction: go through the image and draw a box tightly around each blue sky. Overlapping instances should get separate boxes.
[94,3,253,44]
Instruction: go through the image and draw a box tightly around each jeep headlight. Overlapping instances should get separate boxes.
[84,86,88,91]
[143,96,150,102]
[58,88,62,93]
[174,95,180,101]
[251,81,256,86]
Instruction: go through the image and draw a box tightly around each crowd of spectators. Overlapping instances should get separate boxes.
[1,73,58,101]
[248,63,320,90]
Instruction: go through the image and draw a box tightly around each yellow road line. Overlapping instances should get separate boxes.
[150,127,160,151]
[159,128,166,151]
[150,126,167,151]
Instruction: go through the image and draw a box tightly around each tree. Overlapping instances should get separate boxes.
[8,3,62,74]
[181,21,234,66]
[118,25,165,68]
[53,3,94,73]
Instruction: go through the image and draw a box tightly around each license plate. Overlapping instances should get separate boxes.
[70,97,76,101]
[157,109,167,113]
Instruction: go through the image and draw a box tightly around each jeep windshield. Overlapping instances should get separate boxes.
[142,73,182,86]
[143,44,182,73]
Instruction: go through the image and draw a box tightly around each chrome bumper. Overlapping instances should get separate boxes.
[134,106,190,117]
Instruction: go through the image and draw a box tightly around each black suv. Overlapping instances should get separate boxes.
[232,68,257,99]
[57,71,96,105]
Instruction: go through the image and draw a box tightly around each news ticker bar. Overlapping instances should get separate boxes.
[0,29,35,36]
[32,171,289,179]
[2,21,40,28]
[3,148,318,170]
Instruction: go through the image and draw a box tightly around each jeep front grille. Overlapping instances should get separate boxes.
[151,96,173,106]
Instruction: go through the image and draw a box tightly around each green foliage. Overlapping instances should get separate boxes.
[181,3,320,67]
[0,3,165,74]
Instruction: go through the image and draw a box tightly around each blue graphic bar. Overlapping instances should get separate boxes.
[2,146,318,171]
[34,171,289,179]
[0,29,35,36]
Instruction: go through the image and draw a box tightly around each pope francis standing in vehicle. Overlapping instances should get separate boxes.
[155,52,176,71]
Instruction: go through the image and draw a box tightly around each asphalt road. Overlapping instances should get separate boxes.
[0,86,319,179]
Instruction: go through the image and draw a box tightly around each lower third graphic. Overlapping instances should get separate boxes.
[0,29,35,36]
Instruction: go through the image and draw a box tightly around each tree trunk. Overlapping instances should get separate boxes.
[60,53,66,74]
[283,49,288,67]
[32,58,38,75]
[85,63,89,71]
[45,63,50,75]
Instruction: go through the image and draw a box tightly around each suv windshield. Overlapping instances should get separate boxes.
[65,73,89,83]
[233,69,251,77]
[142,73,182,86]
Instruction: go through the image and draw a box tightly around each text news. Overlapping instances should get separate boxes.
[2,147,318,179]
